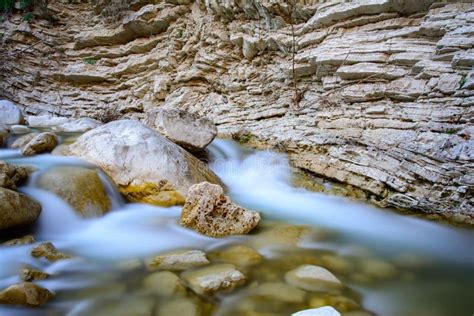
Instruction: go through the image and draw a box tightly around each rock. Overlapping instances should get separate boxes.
[2,235,35,246]
[0,161,31,189]
[145,108,217,152]
[155,298,199,316]
[251,223,312,249]
[359,259,397,279]
[54,118,102,132]
[142,271,186,297]
[64,120,222,207]
[146,249,209,271]
[36,166,111,217]
[320,255,353,274]
[0,100,23,125]
[209,244,262,267]
[0,125,7,147]
[292,306,341,316]
[10,133,37,149]
[285,265,344,292]
[21,132,58,156]
[336,63,407,80]
[9,125,31,134]
[0,188,41,231]
[180,182,261,237]
[0,282,54,306]
[27,115,70,128]
[153,75,171,100]
[436,73,462,94]
[181,263,245,295]
[252,282,306,304]
[19,268,50,282]
[69,295,154,316]
[309,294,360,312]
[31,242,71,262]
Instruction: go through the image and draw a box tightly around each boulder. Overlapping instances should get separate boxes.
[145,108,217,152]
[145,249,209,271]
[31,242,71,262]
[181,263,245,295]
[0,100,23,125]
[293,306,341,316]
[285,265,344,292]
[63,120,222,207]
[10,133,37,149]
[0,188,41,231]
[0,161,31,189]
[180,182,260,237]
[0,282,54,307]
[54,118,102,132]
[37,166,111,217]
[27,115,70,128]
[21,132,58,156]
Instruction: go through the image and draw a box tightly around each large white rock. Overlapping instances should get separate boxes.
[64,120,222,206]
[27,115,71,128]
[0,100,23,125]
[54,118,102,132]
[293,306,341,316]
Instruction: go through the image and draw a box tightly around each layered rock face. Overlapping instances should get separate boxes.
[0,0,473,223]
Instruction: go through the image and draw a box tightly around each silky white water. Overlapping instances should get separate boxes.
[0,139,473,316]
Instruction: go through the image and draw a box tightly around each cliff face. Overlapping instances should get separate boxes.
[1,0,473,223]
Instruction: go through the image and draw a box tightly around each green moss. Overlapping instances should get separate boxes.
[22,12,33,22]
[83,57,98,65]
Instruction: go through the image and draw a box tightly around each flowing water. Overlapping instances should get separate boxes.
[0,137,473,316]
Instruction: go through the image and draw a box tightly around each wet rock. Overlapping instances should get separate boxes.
[320,255,353,274]
[20,268,50,282]
[0,188,41,231]
[180,182,260,237]
[31,242,71,262]
[37,166,111,217]
[69,295,154,316]
[0,125,7,147]
[0,282,54,306]
[0,161,31,189]
[21,132,58,156]
[54,117,102,132]
[251,223,312,249]
[2,235,35,246]
[9,125,31,134]
[181,263,246,295]
[10,133,37,149]
[252,282,306,304]
[64,120,222,207]
[155,298,199,316]
[146,249,209,271]
[0,100,23,125]
[359,259,397,279]
[293,306,341,316]
[142,271,186,297]
[285,265,344,292]
[27,115,70,128]
[209,244,262,267]
[309,294,360,312]
[145,108,217,153]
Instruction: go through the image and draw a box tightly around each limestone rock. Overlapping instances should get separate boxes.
[181,263,245,295]
[0,161,31,189]
[209,244,262,267]
[27,115,70,128]
[142,271,186,297]
[37,166,111,217]
[145,108,217,152]
[146,249,209,271]
[0,100,23,125]
[10,133,36,149]
[31,242,71,262]
[10,125,31,134]
[252,282,306,304]
[0,188,41,231]
[285,265,344,292]
[21,132,58,156]
[180,182,261,237]
[54,118,102,132]
[0,282,54,307]
[293,306,341,316]
[64,120,222,206]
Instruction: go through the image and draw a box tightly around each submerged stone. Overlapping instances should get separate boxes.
[142,271,186,297]
[252,282,306,304]
[285,265,344,292]
[146,249,209,271]
[209,244,263,267]
[155,298,200,316]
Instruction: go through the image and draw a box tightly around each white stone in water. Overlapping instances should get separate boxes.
[181,263,245,295]
[10,125,31,134]
[146,249,209,271]
[155,298,199,316]
[285,265,343,292]
[292,306,341,316]
[142,271,186,297]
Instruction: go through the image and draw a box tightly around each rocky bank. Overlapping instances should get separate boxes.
[0,0,473,223]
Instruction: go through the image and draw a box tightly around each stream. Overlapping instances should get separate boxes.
[0,137,473,316]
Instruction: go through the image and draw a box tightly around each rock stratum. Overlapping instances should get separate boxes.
[0,0,473,223]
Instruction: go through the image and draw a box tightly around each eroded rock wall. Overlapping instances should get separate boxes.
[1,0,473,223]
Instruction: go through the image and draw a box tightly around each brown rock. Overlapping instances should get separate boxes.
[10,133,36,149]
[2,235,35,246]
[180,182,261,237]
[0,188,41,231]
[0,282,54,306]
[31,242,71,262]
[19,268,50,282]
[21,132,58,156]
[0,161,32,189]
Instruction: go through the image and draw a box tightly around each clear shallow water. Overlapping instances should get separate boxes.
[0,139,473,316]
